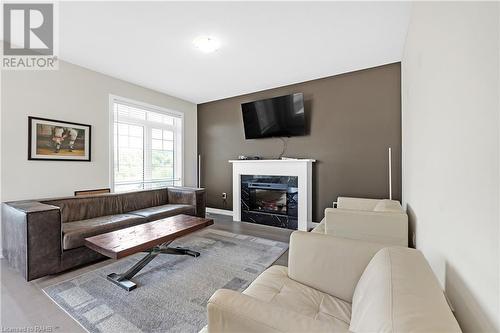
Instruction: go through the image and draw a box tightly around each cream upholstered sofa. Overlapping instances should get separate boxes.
[204,231,461,333]
[313,197,408,246]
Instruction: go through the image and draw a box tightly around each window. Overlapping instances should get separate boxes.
[111,97,183,192]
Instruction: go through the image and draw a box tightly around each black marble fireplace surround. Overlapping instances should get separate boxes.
[241,175,298,229]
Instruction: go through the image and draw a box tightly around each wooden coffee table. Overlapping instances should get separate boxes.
[85,214,214,291]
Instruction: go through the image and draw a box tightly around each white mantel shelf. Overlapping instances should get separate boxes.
[229,159,316,163]
[229,158,315,231]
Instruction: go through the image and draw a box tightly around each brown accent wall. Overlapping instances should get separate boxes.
[197,63,401,221]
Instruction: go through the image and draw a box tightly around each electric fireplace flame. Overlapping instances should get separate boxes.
[253,189,287,214]
[240,175,298,229]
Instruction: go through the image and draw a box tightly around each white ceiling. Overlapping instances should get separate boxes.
[59,2,411,104]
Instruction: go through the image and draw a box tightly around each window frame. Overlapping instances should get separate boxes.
[109,94,185,192]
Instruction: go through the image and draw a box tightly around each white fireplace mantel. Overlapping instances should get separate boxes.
[229,159,316,231]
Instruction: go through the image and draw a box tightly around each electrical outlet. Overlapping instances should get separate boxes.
[222,192,227,200]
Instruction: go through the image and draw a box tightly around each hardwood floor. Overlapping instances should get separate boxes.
[0,213,292,331]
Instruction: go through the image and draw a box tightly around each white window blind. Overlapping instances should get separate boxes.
[112,99,183,192]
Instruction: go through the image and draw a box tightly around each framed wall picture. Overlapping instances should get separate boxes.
[28,116,91,161]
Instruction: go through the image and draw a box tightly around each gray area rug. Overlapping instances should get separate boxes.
[43,229,288,333]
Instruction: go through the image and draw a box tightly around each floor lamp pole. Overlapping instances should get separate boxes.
[198,154,201,188]
[388,147,392,200]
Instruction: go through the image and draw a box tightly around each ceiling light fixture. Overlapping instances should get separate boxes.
[193,36,220,53]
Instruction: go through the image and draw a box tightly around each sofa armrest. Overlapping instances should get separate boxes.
[167,187,206,217]
[207,289,337,333]
[324,208,408,246]
[311,218,326,233]
[288,231,386,303]
[337,197,381,210]
[2,201,62,281]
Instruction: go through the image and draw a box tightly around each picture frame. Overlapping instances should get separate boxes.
[28,116,92,161]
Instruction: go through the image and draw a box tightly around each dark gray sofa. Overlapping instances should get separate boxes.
[2,187,206,281]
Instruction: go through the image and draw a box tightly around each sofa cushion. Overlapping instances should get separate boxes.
[349,247,462,333]
[244,265,351,331]
[62,214,146,250]
[120,189,169,213]
[130,204,195,221]
[42,188,168,223]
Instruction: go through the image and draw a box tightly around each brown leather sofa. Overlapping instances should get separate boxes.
[2,187,206,281]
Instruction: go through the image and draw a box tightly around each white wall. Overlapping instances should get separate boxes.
[402,2,499,332]
[1,60,198,201]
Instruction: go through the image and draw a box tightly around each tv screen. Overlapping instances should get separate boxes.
[241,93,306,139]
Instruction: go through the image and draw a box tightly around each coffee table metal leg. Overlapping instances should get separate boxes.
[161,247,200,257]
[107,249,160,291]
[107,241,199,291]
[107,273,138,291]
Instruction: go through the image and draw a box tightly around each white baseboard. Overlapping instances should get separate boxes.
[206,207,234,217]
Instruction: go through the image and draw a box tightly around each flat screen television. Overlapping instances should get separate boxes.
[241,93,306,139]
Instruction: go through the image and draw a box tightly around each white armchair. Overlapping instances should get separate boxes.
[204,231,461,333]
[313,197,408,246]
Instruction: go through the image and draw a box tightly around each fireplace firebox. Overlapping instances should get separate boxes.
[241,175,298,229]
